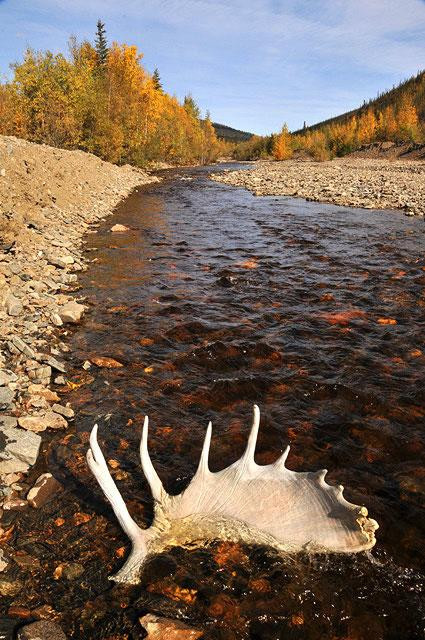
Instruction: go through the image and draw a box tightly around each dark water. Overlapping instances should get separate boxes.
[4,165,425,639]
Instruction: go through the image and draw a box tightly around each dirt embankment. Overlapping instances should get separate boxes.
[213,157,425,217]
[0,136,157,507]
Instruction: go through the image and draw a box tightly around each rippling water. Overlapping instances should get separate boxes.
[8,165,425,638]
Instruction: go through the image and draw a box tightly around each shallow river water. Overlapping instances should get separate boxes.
[5,165,425,638]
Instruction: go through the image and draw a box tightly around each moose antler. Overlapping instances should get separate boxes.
[87,406,378,584]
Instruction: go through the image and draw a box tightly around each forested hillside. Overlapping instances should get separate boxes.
[0,22,225,166]
[234,69,425,161]
[212,122,253,142]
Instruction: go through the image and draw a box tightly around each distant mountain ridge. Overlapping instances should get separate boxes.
[212,122,253,142]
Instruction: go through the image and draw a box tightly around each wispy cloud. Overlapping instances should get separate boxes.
[1,0,425,133]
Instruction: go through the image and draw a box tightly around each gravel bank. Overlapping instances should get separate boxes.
[212,158,425,217]
[0,136,158,520]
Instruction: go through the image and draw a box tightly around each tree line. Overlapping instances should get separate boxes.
[233,71,425,161]
[0,21,226,166]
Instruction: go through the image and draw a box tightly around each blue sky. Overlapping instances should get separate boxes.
[1,0,425,135]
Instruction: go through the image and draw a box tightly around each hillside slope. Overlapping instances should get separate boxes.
[295,69,425,134]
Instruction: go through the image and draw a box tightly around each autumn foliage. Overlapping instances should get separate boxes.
[278,94,422,161]
[0,35,224,166]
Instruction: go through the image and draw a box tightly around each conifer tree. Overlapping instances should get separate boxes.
[152,68,162,92]
[95,20,108,66]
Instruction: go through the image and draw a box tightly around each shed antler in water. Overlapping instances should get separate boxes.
[87,405,378,584]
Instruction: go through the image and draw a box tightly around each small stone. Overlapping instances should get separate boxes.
[5,294,23,317]
[82,360,91,370]
[51,313,63,327]
[47,255,74,269]
[0,549,8,572]
[59,302,85,324]
[0,370,18,386]
[18,416,47,433]
[44,356,66,373]
[0,416,18,428]
[17,620,67,640]
[0,387,14,409]
[91,356,123,368]
[2,495,27,510]
[0,168,5,177]
[42,411,68,430]
[110,223,130,232]
[27,385,60,402]
[54,375,66,385]
[62,563,84,580]
[0,426,41,472]
[51,403,74,418]
[10,336,36,359]
[0,579,23,597]
[27,473,62,508]
[139,614,203,639]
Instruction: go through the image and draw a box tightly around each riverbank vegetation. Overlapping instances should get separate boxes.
[0,22,226,166]
[230,69,425,161]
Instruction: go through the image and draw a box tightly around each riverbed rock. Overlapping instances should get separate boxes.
[9,336,36,359]
[0,579,24,597]
[0,426,41,473]
[51,403,74,419]
[59,302,85,324]
[27,473,62,508]
[17,620,67,640]
[110,223,130,232]
[90,355,123,368]
[62,563,84,581]
[0,370,17,386]
[139,614,203,639]
[5,294,23,317]
[0,387,15,409]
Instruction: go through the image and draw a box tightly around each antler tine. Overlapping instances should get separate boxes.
[197,421,212,475]
[140,416,165,502]
[242,404,260,464]
[87,424,143,544]
[274,444,290,470]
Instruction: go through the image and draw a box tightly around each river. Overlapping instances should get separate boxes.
[8,164,425,638]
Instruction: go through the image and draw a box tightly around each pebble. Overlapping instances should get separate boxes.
[0,387,14,409]
[27,472,62,508]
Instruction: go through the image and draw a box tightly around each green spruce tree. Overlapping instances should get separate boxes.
[95,20,109,67]
[152,68,163,92]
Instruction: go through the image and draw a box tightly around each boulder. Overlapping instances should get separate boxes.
[59,302,85,324]
[27,473,63,508]
[110,223,130,232]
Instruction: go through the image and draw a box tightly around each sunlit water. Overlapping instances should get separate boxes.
[5,165,424,639]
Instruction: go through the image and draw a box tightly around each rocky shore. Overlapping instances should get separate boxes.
[0,135,157,632]
[213,157,425,216]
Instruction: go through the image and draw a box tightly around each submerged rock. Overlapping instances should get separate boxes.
[139,614,203,639]
[17,620,67,640]
[59,302,85,324]
[110,223,130,232]
[27,473,62,508]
